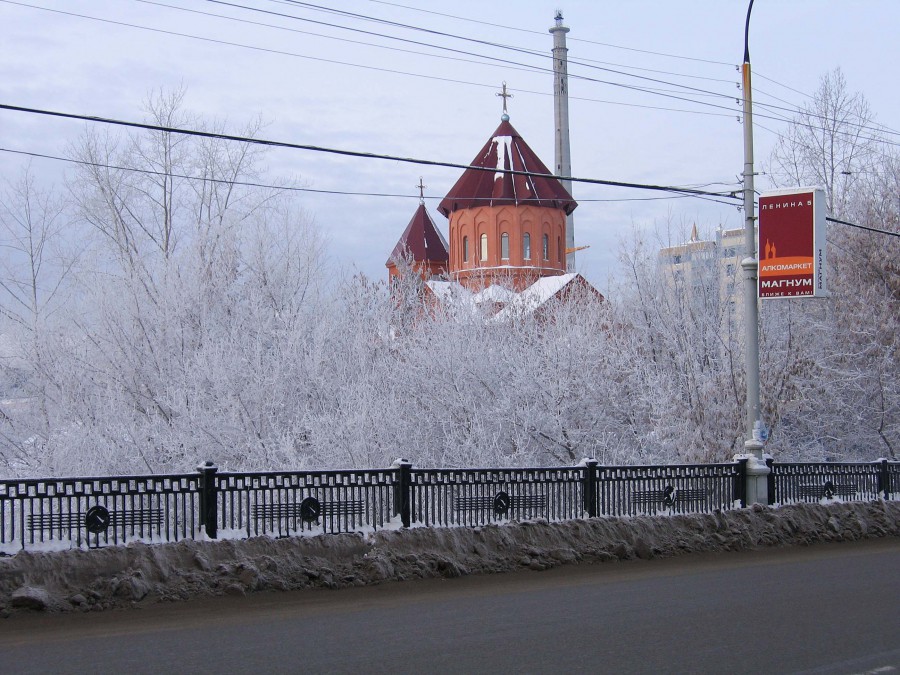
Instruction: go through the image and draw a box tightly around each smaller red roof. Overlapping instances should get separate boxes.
[386,203,449,267]
[438,118,577,218]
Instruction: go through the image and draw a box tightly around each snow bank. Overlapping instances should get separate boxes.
[2,501,898,615]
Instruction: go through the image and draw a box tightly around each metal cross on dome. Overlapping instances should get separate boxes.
[497,81,513,115]
[416,177,426,204]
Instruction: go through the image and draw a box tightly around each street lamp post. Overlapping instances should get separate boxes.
[738,0,770,504]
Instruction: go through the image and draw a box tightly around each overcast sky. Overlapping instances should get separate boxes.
[2,0,898,292]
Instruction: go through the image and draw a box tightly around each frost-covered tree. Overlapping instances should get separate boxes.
[1,74,895,478]
[0,167,79,473]
[766,69,899,460]
[767,68,880,216]
[0,90,329,476]
[606,227,746,462]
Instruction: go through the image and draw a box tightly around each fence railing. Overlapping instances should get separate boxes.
[0,473,200,554]
[596,462,744,516]
[210,464,397,539]
[409,465,588,527]
[1,458,897,553]
[767,460,896,505]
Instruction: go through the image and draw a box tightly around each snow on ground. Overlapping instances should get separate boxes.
[1,501,898,615]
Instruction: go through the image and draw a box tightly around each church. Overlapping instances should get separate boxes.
[385,98,602,315]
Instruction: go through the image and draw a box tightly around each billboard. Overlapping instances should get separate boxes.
[758,187,827,299]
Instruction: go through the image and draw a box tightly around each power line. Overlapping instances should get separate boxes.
[826,216,900,238]
[754,121,786,138]
[203,0,742,109]
[746,97,900,152]
[117,0,741,121]
[126,3,900,139]
[748,97,900,140]
[23,0,821,128]
[221,0,743,103]
[320,0,900,140]
[12,0,543,80]
[7,0,741,117]
[753,71,900,142]
[0,103,742,204]
[201,0,900,140]
[560,91,735,118]
[367,0,544,37]
[364,0,735,66]
[753,70,811,100]
[0,146,724,205]
[217,0,742,112]
[11,1,895,147]
[12,146,892,234]
[265,0,557,63]
[146,0,900,139]
[371,0,740,81]
[568,39,732,68]
[15,0,900,147]
[0,147,408,199]
[207,0,569,79]
[567,55,737,85]
[2,2,740,122]
[132,0,551,75]
[750,105,900,155]
[3,2,544,96]
[752,86,806,112]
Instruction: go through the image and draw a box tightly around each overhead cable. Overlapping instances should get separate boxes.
[215,0,741,102]
[358,0,736,66]
[0,103,742,203]
[6,0,740,115]
[825,216,900,238]
[2,146,716,204]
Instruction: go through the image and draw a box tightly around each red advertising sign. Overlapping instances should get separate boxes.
[758,188,827,299]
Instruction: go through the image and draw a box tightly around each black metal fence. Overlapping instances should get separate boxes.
[409,465,585,527]
[768,460,896,505]
[0,473,200,553]
[596,462,745,516]
[1,458,897,553]
[210,465,397,539]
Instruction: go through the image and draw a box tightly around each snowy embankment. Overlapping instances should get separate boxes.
[2,501,898,615]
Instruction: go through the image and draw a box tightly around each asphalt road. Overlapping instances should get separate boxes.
[1,538,898,674]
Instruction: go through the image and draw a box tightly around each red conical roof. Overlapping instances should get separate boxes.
[386,202,449,266]
[438,118,577,218]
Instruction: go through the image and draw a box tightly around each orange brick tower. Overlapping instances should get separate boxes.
[437,88,577,291]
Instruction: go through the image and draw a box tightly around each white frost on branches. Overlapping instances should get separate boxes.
[0,78,895,477]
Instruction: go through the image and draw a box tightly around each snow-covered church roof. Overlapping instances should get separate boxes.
[386,203,449,267]
[437,118,577,217]
[472,284,517,305]
[426,273,601,320]
[492,273,578,320]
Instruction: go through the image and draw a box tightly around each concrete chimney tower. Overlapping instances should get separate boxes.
[550,11,575,271]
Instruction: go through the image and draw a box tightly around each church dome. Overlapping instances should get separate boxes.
[438,118,577,218]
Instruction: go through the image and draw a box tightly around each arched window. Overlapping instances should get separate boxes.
[523,233,531,260]
[480,233,488,261]
[462,236,469,262]
[501,232,509,260]
[557,236,562,263]
[542,234,549,260]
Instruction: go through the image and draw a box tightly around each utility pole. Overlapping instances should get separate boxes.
[739,0,769,505]
[550,11,575,272]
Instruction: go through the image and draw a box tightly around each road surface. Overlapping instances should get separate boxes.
[1,538,898,674]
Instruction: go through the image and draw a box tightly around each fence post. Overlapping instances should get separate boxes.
[392,458,412,528]
[877,459,890,500]
[734,457,748,508]
[197,461,218,539]
[766,457,775,505]
[582,458,598,517]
